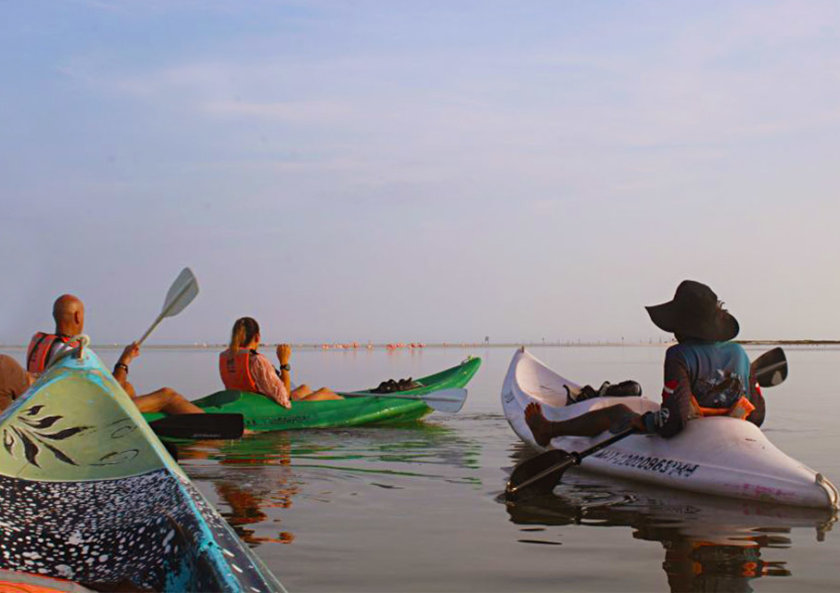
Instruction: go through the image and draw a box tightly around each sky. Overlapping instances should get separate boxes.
[1,0,839,345]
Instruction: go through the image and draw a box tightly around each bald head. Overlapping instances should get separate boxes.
[52,294,85,336]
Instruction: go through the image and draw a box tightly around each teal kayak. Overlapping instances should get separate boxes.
[0,345,285,592]
[145,356,482,432]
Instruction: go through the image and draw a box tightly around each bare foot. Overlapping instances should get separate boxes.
[524,402,553,447]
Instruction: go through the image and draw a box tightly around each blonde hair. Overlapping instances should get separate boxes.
[230,317,260,354]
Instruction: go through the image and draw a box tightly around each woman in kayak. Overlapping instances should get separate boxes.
[525,280,766,444]
[219,316,342,407]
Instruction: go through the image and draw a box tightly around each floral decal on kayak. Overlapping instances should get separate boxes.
[1,404,91,467]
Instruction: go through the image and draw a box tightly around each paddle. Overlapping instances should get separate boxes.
[130,268,232,442]
[149,413,245,440]
[162,439,180,461]
[505,347,788,500]
[340,387,468,413]
[137,267,199,346]
[751,346,787,387]
[505,427,635,499]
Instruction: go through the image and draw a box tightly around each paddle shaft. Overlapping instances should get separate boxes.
[342,388,463,402]
[137,315,164,347]
[507,428,636,496]
[340,387,467,413]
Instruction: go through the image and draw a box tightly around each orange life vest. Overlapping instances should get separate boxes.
[219,349,258,392]
[689,393,756,419]
[663,381,758,420]
[26,333,79,374]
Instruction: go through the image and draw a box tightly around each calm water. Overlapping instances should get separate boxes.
[4,345,839,592]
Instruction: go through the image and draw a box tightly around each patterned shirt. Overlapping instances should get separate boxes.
[250,351,291,408]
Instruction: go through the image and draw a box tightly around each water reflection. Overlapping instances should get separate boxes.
[176,422,483,546]
[503,471,836,592]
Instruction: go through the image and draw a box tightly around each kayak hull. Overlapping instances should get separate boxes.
[502,348,839,510]
[0,348,284,592]
[145,356,481,432]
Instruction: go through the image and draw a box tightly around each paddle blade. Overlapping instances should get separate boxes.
[162,440,179,461]
[506,449,575,500]
[751,347,787,387]
[422,388,468,413]
[161,267,199,318]
[149,413,244,440]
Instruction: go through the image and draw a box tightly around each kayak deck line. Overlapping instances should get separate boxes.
[0,348,285,593]
[502,348,839,510]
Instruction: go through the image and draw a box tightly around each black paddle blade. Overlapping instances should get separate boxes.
[149,413,244,440]
[751,347,788,388]
[506,449,575,500]
[162,440,179,461]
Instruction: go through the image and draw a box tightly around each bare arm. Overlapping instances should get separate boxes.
[276,344,292,393]
[251,352,291,408]
[113,342,140,392]
[747,370,766,427]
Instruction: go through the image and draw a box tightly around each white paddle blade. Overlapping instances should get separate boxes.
[136,267,200,345]
[418,388,468,413]
[161,267,199,319]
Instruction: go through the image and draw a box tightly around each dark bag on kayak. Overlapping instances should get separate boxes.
[564,380,642,405]
[370,377,422,393]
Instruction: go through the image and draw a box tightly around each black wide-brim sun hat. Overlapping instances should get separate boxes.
[645,280,739,342]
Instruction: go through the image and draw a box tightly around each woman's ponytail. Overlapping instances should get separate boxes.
[230,317,260,354]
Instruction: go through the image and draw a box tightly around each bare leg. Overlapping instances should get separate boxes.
[296,387,343,401]
[290,384,343,401]
[132,387,205,415]
[524,402,639,447]
[290,384,313,400]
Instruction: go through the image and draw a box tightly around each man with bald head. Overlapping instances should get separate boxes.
[26,294,85,373]
[24,294,203,415]
[0,295,83,412]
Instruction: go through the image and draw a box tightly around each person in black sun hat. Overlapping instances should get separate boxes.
[524,280,766,445]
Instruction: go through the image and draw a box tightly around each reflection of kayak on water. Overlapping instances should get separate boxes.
[173,418,487,551]
[504,472,836,540]
[502,348,839,508]
[179,419,483,472]
[504,474,836,592]
[145,357,482,432]
[0,346,284,592]
[179,421,486,546]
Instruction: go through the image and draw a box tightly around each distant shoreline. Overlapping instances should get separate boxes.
[2,339,839,350]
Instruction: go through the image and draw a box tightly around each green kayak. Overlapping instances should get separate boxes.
[0,345,285,592]
[145,356,481,432]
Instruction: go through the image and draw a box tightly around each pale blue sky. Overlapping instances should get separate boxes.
[1,1,839,344]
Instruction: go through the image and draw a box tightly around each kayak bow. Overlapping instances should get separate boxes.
[0,347,285,592]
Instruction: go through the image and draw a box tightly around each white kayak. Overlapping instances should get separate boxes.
[502,348,839,510]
